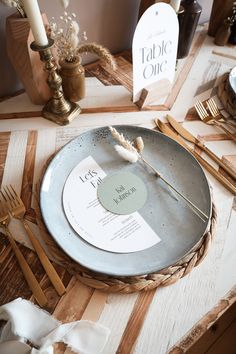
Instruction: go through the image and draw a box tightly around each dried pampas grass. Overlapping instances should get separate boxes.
[1,0,25,17]
[109,126,136,153]
[60,0,70,9]
[49,14,116,69]
[77,43,117,70]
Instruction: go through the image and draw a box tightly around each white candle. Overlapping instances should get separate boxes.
[170,0,181,13]
[22,0,48,46]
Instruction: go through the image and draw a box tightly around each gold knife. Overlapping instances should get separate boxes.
[155,119,236,195]
[166,114,236,181]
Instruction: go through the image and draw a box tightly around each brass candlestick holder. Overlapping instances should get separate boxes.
[31,38,81,125]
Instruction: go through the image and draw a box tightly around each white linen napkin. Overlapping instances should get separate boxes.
[0,298,110,354]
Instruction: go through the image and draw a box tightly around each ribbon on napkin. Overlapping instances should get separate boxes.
[0,298,110,354]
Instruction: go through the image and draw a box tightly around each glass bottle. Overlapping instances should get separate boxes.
[177,0,202,59]
[229,21,236,44]
[208,0,234,37]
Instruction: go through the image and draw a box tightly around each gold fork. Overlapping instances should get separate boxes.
[1,185,66,297]
[195,101,236,143]
[206,98,236,131]
[0,196,47,307]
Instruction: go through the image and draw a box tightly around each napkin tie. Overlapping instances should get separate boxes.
[0,298,110,354]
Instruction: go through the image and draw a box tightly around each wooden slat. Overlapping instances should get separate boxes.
[0,132,11,186]
[169,286,236,354]
[82,106,139,114]
[0,111,41,120]
[96,57,133,92]
[85,64,121,86]
[0,89,25,103]
[21,130,37,221]
[53,276,94,322]
[53,277,95,354]
[81,290,107,321]
[164,31,207,110]
[117,290,156,353]
[64,289,108,354]
[206,318,236,354]
[212,50,236,61]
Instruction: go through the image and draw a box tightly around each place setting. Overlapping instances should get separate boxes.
[1,0,236,353]
[38,124,216,292]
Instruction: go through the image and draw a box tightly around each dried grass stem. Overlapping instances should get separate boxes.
[109,126,209,222]
[77,43,117,70]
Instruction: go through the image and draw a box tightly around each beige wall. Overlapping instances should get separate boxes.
[0,0,213,98]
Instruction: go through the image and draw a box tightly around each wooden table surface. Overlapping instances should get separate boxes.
[0,26,236,353]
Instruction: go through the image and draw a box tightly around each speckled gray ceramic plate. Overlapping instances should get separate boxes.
[40,125,212,277]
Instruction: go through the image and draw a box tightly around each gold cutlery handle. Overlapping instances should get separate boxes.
[214,120,236,143]
[192,150,236,195]
[5,228,47,307]
[197,143,236,180]
[225,121,236,131]
[22,220,66,296]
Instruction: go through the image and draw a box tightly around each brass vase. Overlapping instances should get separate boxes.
[59,56,85,102]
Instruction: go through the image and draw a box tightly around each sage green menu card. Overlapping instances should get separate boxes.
[97,171,147,215]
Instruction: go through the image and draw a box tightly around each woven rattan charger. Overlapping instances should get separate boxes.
[34,155,217,294]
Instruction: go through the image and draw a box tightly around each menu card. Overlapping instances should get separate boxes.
[63,156,161,253]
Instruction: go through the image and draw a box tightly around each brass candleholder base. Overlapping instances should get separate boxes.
[31,39,81,125]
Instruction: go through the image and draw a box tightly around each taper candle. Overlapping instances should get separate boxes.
[170,0,181,12]
[22,0,48,46]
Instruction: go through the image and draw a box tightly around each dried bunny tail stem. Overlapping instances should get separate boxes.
[110,126,209,222]
[114,145,138,163]
[77,42,117,70]
[109,126,137,153]
[134,137,144,153]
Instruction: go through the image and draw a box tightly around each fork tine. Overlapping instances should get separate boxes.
[4,184,67,297]
[209,98,219,112]
[1,186,18,210]
[0,196,48,307]
[195,101,208,119]
[195,101,203,115]
[207,99,218,116]
[194,102,203,117]
[9,185,21,205]
[198,101,208,115]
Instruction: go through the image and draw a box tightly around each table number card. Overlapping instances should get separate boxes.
[132,2,179,106]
